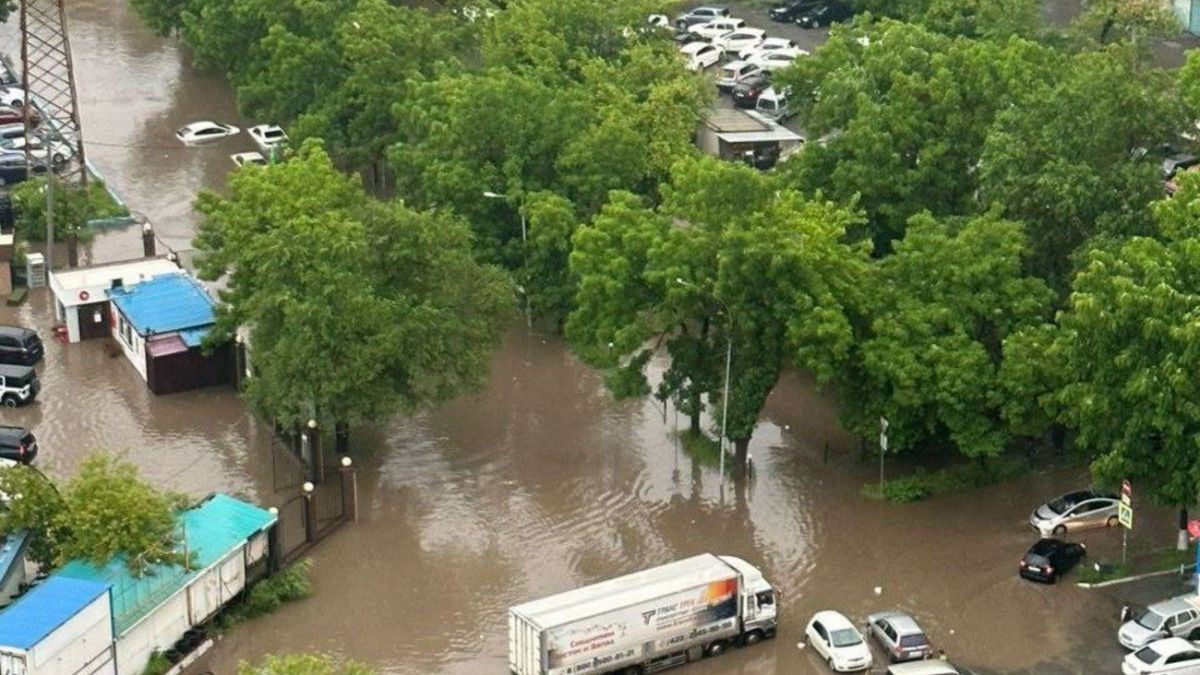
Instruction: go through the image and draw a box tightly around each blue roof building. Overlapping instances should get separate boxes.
[0,576,109,651]
[104,272,232,394]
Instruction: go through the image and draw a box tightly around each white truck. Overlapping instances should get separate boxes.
[508,554,778,675]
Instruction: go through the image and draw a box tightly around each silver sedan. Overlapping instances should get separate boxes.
[1030,489,1119,536]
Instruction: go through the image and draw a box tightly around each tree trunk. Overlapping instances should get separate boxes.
[689,392,701,435]
[1179,506,1189,552]
[335,421,350,455]
[66,229,78,268]
[733,437,751,478]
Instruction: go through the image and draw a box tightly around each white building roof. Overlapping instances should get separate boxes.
[49,257,181,307]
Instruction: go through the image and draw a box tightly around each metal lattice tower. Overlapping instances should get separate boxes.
[19,0,87,188]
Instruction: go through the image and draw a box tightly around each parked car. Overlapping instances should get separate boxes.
[0,426,37,464]
[0,364,38,407]
[0,123,27,142]
[796,2,854,28]
[1019,538,1086,583]
[755,86,793,121]
[1123,637,1200,675]
[679,42,724,71]
[866,611,934,663]
[806,610,872,672]
[0,153,45,186]
[715,27,766,53]
[732,75,772,108]
[0,325,43,366]
[886,662,976,675]
[689,17,747,41]
[231,152,267,168]
[0,105,37,126]
[1030,489,1120,536]
[674,5,731,28]
[751,47,807,73]
[717,61,764,92]
[0,136,73,165]
[247,124,288,153]
[769,0,821,22]
[0,87,25,108]
[647,14,670,29]
[1120,596,1200,650]
[175,121,240,145]
[1163,153,1200,180]
[738,36,797,60]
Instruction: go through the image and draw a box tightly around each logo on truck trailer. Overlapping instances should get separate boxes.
[546,578,738,672]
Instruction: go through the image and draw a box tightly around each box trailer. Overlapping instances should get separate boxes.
[508,554,778,675]
[0,576,116,675]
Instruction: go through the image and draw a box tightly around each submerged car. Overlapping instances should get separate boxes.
[806,610,872,672]
[176,120,240,145]
[866,611,934,663]
[247,124,288,153]
[231,151,268,168]
[1019,538,1085,583]
[1029,489,1119,536]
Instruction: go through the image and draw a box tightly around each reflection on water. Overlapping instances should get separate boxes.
[0,3,1174,674]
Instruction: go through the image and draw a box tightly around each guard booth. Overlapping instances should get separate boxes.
[48,257,181,343]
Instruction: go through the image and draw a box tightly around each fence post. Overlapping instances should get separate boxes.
[306,419,324,484]
[340,457,358,522]
[303,482,317,544]
[266,507,281,574]
[233,336,246,390]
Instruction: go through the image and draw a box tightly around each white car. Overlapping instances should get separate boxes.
[716,60,763,91]
[751,47,808,73]
[231,151,267,168]
[1123,638,1200,675]
[688,17,745,41]
[738,36,797,60]
[679,42,724,71]
[247,124,288,153]
[714,27,765,53]
[0,87,25,108]
[806,611,872,672]
[175,121,240,145]
[0,136,73,164]
[647,14,670,28]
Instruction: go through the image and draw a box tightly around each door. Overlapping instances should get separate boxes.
[77,302,111,341]
[808,621,829,659]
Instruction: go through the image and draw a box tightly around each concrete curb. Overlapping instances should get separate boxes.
[1077,565,1195,589]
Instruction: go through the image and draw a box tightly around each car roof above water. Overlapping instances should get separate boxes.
[0,364,34,378]
[0,325,36,339]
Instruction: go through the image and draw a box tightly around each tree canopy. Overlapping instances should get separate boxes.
[0,454,187,572]
[193,141,512,431]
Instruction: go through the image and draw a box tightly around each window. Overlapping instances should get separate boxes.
[883,623,897,642]
[756,591,774,607]
[119,317,132,346]
[812,622,828,642]
[829,628,863,648]
[1166,651,1200,664]
[0,336,14,348]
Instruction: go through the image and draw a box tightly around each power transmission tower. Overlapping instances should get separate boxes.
[19,0,88,268]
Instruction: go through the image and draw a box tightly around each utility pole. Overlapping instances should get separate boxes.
[879,417,889,495]
[20,0,89,270]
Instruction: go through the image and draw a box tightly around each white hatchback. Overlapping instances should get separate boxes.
[679,42,724,71]
[806,610,873,672]
[1124,638,1200,675]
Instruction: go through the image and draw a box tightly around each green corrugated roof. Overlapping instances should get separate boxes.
[56,494,275,634]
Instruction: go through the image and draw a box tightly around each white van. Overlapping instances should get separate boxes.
[755,87,792,121]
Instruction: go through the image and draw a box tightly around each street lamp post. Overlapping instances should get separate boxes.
[483,191,530,330]
[676,278,733,487]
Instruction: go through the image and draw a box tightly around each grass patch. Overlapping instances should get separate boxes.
[1158,544,1198,572]
[217,558,313,630]
[141,651,172,675]
[862,456,1027,503]
[1077,562,1134,585]
[676,429,724,469]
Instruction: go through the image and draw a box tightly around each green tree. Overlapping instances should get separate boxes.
[568,158,868,473]
[850,0,1039,38]
[841,211,1053,457]
[0,455,186,572]
[193,141,512,444]
[1051,172,1200,539]
[774,19,1056,251]
[978,45,1183,290]
[1072,0,1177,46]
[239,654,374,675]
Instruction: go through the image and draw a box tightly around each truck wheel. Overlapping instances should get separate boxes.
[743,630,764,646]
[705,641,726,657]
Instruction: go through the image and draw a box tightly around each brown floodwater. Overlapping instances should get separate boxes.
[0,3,1184,674]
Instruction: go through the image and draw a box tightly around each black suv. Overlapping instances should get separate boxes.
[0,326,43,366]
[0,426,37,464]
[1019,538,1086,583]
[769,0,820,22]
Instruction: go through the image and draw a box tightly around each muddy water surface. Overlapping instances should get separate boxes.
[0,3,1181,674]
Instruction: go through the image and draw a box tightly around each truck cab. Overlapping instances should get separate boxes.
[719,555,779,642]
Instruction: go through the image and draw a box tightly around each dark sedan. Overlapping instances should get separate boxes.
[732,75,771,108]
[769,0,820,22]
[796,2,854,28]
[1019,538,1086,583]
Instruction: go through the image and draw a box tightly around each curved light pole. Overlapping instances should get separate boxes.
[483,191,531,330]
[676,278,733,487]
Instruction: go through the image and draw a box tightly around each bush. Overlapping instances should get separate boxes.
[142,651,172,675]
[218,558,313,629]
[1077,562,1132,584]
[10,178,128,243]
[676,429,723,469]
[863,456,1027,503]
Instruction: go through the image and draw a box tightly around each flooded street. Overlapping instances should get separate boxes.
[0,2,1187,674]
